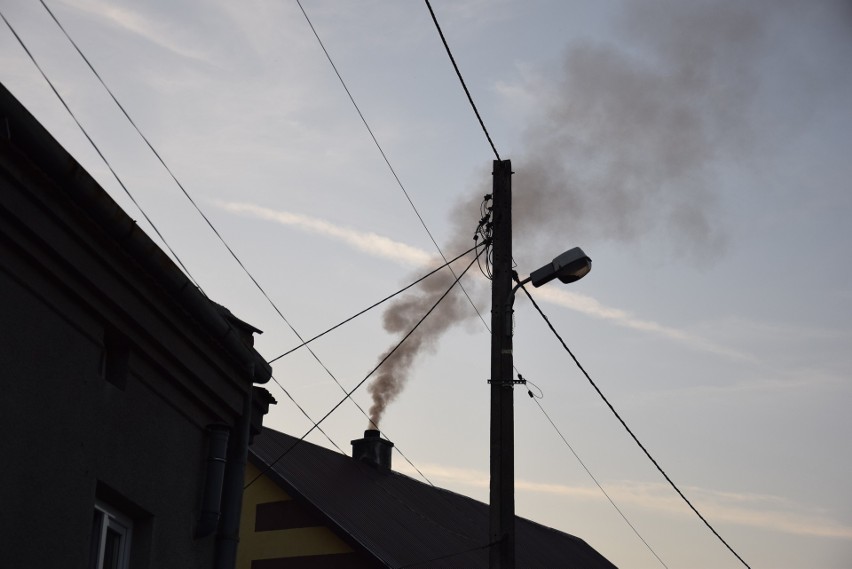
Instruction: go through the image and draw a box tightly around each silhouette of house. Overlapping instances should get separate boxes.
[0,81,274,568]
[239,427,617,568]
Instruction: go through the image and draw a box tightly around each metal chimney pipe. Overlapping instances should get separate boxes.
[351,430,393,470]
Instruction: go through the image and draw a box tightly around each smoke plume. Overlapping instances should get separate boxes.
[367,268,480,427]
[367,0,773,427]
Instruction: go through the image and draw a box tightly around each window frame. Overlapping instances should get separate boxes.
[90,500,133,569]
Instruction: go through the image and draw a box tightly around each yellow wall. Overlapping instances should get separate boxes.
[237,462,355,569]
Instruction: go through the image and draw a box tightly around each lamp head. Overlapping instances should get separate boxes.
[529,247,592,288]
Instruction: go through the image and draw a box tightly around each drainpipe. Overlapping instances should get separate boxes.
[214,368,253,569]
[196,425,230,538]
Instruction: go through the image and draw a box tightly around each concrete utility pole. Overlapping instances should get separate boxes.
[489,159,515,569]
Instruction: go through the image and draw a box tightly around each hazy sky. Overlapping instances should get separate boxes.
[2,1,851,567]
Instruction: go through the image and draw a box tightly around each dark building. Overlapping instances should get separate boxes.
[240,427,618,568]
[0,81,274,568]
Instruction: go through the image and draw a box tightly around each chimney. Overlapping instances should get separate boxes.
[351,430,393,470]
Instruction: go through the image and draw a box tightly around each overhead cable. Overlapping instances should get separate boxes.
[396,539,499,569]
[267,243,479,364]
[0,8,203,292]
[276,365,433,486]
[522,376,669,568]
[245,250,482,489]
[519,284,752,569]
[37,0,434,484]
[424,0,501,161]
[269,375,343,454]
[37,0,309,350]
[295,0,492,337]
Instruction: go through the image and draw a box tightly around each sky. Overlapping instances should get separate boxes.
[1,0,851,567]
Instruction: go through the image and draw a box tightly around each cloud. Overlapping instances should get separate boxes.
[395,462,852,540]
[64,0,210,61]
[526,286,756,362]
[216,201,433,267]
[217,200,756,361]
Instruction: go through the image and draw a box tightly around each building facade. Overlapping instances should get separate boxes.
[0,82,273,568]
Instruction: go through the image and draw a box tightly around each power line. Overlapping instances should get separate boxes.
[270,375,344,454]
[294,0,493,338]
[5,2,366,477]
[518,284,752,569]
[424,0,501,161]
[293,2,502,488]
[0,8,203,292]
[36,0,309,350]
[294,0,441,257]
[292,1,514,498]
[35,0,437,485]
[21,10,734,565]
[296,0,508,488]
[264,238,470,484]
[268,243,478,364]
[35,0,446,484]
[521,377,669,568]
[271,372,431,485]
[396,539,498,569]
[245,250,481,489]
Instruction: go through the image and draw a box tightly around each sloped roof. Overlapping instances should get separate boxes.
[250,427,617,569]
[0,81,271,385]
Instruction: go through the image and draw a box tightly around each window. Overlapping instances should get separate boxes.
[89,501,132,569]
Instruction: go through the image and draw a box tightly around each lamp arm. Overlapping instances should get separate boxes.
[511,272,531,298]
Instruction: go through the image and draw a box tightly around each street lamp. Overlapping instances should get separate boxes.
[525,247,592,288]
[511,247,593,329]
[489,160,594,569]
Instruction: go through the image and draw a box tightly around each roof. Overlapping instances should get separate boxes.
[0,81,271,384]
[250,427,617,569]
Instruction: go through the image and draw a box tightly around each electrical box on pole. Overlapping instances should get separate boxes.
[489,159,515,569]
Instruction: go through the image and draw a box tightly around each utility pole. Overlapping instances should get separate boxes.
[489,159,515,569]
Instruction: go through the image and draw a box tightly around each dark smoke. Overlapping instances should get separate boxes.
[367,268,480,427]
[367,0,774,427]
[511,0,767,260]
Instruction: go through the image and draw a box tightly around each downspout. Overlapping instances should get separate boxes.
[195,425,230,538]
[214,366,253,569]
